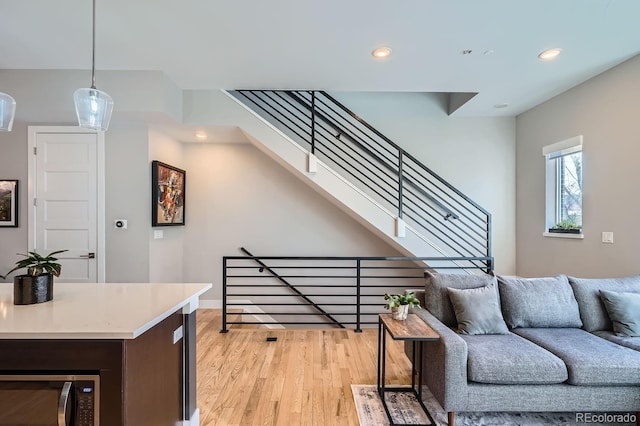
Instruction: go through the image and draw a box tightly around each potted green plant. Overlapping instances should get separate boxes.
[0,250,67,305]
[384,291,421,320]
[549,218,582,234]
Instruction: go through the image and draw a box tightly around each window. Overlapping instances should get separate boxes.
[543,136,583,237]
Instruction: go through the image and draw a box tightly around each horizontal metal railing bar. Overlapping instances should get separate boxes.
[227,321,380,325]
[316,141,397,198]
[225,255,493,261]
[227,292,406,296]
[231,312,380,316]
[237,91,312,144]
[319,90,492,217]
[290,92,399,166]
[311,117,400,189]
[225,265,429,270]
[404,160,487,225]
[291,93,401,179]
[313,144,399,208]
[312,94,399,164]
[225,275,422,280]
[227,303,396,306]
[313,92,398,159]
[402,176,458,220]
[239,247,346,328]
[401,203,480,258]
[225,282,420,287]
[314,134,399,188]
[403,192,487,252]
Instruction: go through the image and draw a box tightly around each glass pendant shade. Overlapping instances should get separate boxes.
[74,87,113,131]
[0,92,17,132]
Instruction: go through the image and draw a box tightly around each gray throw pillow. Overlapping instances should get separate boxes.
[497,275,582,329]
[447,284,509,335]
[568,275,640,332]
[600,290,640,337]
[424,271,496,327]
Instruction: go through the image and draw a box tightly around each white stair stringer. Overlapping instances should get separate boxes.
[186,89,462,265]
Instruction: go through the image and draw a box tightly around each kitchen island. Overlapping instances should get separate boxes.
[0,282,212,425]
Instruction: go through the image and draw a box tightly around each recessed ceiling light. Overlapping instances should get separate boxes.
[194,131,208,141]
[494,103,509,109]
[372,47,392,59]
[538,48,562,61]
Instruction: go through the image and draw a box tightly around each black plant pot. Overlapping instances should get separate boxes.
[548,228,582,234]
[14,274,54,305]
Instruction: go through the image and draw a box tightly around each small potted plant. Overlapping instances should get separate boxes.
[548,218,582,234]
[0,250,67,305]
[384,291,421,320]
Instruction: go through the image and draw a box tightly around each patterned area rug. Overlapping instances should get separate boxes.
[351,384,636,425]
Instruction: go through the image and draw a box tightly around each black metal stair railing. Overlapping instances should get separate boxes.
[221,254,494,332]
[229,90,492,271]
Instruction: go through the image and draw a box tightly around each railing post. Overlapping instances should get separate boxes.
[397,150,404,219]
[220,257,228,333]
[355,259,362,333]
[310,91,316,155]
[486,213,492,273]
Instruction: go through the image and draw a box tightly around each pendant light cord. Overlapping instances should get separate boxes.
[91,0,97,89]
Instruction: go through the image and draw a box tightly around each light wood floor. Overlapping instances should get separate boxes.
[196,309,413,426]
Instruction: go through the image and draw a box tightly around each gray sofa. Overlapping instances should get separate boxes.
[407,272,640,426]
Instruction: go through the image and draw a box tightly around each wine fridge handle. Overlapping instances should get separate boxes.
[58,381,72,426]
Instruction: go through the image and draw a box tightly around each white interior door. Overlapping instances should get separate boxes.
[28,127,105,283]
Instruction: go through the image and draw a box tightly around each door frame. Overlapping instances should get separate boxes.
[27,126,106,283]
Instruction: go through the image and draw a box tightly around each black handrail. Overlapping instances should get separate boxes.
[229,90,492,266]
[221,254,494,332]
[238,247,344,329]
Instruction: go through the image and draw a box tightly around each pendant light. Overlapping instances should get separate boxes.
[0,92,16,132]
[74,0,113,131]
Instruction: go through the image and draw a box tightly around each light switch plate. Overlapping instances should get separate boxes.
[602,232,614,243]
[154,230,164,239]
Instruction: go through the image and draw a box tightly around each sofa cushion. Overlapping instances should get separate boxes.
[514,328,640,385]
[447,283,509,335]
[593,330,640,352]
[497,275,582,328]
[424,272,496,327]
[568,275,640,332]
[460,333,568,385]
[600,290,640,337]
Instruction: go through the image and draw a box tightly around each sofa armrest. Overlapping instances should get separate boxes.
[407,306,469,411]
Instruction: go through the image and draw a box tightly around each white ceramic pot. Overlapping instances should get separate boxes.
[391,304,409,320]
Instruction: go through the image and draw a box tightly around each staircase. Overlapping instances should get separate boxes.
[222,90,492,272]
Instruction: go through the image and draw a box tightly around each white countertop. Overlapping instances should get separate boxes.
[0,282,212,339]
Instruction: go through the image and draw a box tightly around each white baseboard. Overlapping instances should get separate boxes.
[198,299,284,329]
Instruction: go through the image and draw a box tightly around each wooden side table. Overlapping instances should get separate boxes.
[377,313,440,426]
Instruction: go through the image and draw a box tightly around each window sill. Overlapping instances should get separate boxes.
[543,232,584,239]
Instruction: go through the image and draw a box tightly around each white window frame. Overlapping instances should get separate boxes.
[542,135,584,239]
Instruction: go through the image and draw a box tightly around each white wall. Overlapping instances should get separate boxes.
[0,68,515,287]
[328,92,516,274]
[104,122,151,282]
[148,128,185,283]
[516,54,640,278]
[0,70,176,282]
[182,143,406,300]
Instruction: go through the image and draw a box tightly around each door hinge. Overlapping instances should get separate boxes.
[33,198,37,207]
[33,147,37,155]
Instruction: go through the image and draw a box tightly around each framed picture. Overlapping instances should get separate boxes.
[151,161,186,226]
[0,180,18,227]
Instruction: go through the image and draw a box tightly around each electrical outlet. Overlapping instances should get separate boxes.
[602,232,614,244]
